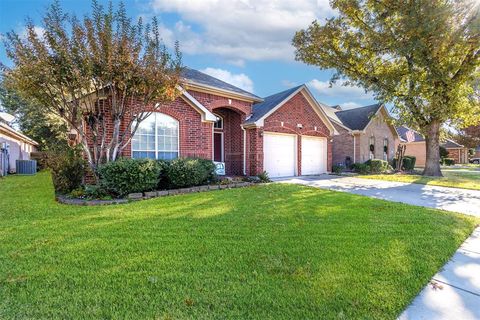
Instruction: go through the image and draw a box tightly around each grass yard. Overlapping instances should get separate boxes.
[359,169,480,190]
[1,172,478,319]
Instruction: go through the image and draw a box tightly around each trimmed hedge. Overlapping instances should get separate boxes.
[351,159,391,174]
[392,156,416,171]
[441,158,455,166]
[162,157,217,189]
[98,158,162,197]
[364,159,391,174]
[350,163,371,174]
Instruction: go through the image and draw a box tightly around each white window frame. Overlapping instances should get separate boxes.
[213,114,223,129]
[213,131,224,162]
[131,112,180,160]
[383,138,389,161]
[369,136,375,160]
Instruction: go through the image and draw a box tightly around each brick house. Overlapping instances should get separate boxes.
[396,126,469,166]
[89,68,337,178]
[324,103,400,166]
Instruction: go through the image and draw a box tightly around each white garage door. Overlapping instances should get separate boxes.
[263,133,296,178]
[301,136,327,175]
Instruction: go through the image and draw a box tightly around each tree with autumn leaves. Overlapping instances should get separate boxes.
[294,0,480,176]
[3,0,182,180]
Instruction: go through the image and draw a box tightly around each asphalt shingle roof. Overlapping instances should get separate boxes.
[245,85,303,124]
[333,103,382,130]
[397,126,465,148]
[181,68,261,100]
[396,125,425,142]
[442,139,464,148]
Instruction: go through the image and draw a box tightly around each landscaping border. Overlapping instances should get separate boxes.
[127,181,254,200]
[56,181,254,206]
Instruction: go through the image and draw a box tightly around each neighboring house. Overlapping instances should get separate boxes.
[324,103,400,166]
[396,126,469,165]
[474,146,480,159]
[0,113,39,175]
[86,68,337,178]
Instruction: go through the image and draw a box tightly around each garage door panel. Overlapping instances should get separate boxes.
[301,136,327,175]
[264,133,296,178]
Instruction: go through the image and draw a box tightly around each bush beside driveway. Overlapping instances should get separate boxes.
[1,172,478,319]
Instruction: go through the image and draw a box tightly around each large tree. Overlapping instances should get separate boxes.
[0,76,68,150]
[3,0,182,179]
[293,0,480,176]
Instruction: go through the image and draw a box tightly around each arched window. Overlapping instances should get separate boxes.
[131,113,179,160]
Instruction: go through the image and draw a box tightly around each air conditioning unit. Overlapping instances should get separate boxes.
[16,160,37,175]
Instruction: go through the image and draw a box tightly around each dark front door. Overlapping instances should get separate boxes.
[214,132,223,162]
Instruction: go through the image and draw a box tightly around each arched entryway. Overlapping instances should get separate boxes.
[212,106,246,176]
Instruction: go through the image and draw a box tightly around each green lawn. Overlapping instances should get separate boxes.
[1,172,478,319]
[359,169,480,190]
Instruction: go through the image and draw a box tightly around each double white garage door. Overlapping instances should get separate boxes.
[263,133,327,178]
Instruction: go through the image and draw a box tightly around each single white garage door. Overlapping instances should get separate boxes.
[301,136,327,175]
[263,133,296,178]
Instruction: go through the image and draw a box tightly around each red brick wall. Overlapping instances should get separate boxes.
[332,122,354,165]
[247,127,264,176]
[248,91,333,174]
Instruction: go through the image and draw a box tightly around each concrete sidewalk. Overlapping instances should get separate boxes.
[399,227,480,320]
[276,175,480,217]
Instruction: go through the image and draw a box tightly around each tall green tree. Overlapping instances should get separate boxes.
[0,76,68,150]
[293,0,480,176]
[3,0,182,179]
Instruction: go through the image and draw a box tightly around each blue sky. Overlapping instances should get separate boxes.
[0,0,376,109]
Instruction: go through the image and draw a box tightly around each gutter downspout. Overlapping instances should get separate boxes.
[241,125,246,175]
[353,134,356,163]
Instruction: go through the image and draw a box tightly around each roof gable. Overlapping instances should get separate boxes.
[334,104,382,130]
[245,85,303,124]
[244,85,337,135]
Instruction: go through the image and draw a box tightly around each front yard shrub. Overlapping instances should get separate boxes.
[98,158,162,197]
[439,146,449,158]
[392,156,416,171]
[365,159,391,174]
[257,171,271,183]
[45,147,85,194]
[165,157,216,188]
[156,159,172,189]
[350,163,370,174]
[442,158,455,166]
[332,164,344,174]
[402,156,417,171]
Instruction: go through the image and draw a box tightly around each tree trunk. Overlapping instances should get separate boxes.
[422,121,443,177]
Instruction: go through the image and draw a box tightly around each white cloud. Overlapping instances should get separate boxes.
[339,102,363,109]
[307,79,373,100]
[150,0,336,61]
[20,26,45,40]
[200,67,254,92]
[282,80,298,88]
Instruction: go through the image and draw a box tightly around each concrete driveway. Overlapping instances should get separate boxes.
[276,175,480,217]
